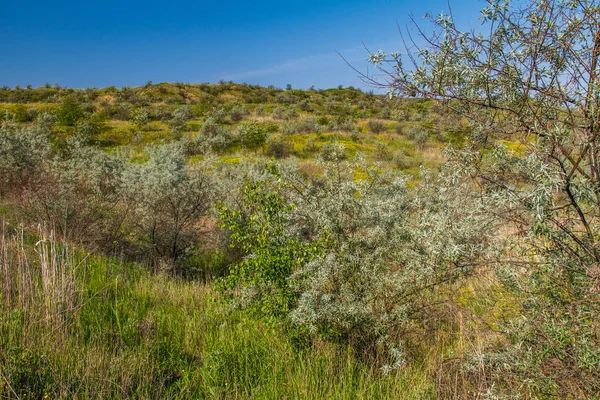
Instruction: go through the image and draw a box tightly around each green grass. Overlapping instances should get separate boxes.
[0,231,436,399]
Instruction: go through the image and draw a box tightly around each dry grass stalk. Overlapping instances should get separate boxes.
[0,221,80,328]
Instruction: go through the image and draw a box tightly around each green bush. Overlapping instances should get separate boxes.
[76,113,107,142]
[237,121,268,152]
[56,95,84,126]
[217,172,321,319]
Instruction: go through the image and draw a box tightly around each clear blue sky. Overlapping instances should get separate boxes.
[1,0,482,89]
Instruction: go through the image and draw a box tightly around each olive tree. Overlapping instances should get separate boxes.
[365,0,600,395]
[21,141,125,247]
[123,143,214,272]
[0,120,52,196]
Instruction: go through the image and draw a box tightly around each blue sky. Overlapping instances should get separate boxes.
[1,0,483,89]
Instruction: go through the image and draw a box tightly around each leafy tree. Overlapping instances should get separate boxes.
[123,143,214,272]
[130,108,150,132]
[237,122,268,152]
[217,169,321,320]
[0,121,51,196]
[367,0,600,395]
[76,113,106,142]
[56,95,84,126]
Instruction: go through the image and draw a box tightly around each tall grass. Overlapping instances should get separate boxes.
[1,222,80,327]
[0,222,436,399]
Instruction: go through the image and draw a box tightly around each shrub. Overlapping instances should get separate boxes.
[237,122,268,152]
[405,125,429,148]
[209,106,228,124]
[392,149,414,169]
[169,105,193,134]
[36,112,57,130]
[288,164,494,366]
[254,105,266,116]
[319,143,346,162]
[283,118,322,134]
[228,104,247,122]
[0,122,51,196]
[266,136,292,159]
[130,108,150,132]
[379,107,392,119]
[303,137,318,154]
[111,102,132,121]
[316,116,329,126]
[331,117,356,133]
[56,95,84,127]
[186,118,235,155]
[123,143,214,271]
[272,106,297,120]
[374,143,392,161]
[12,104,30,123]
[366,120,385,134]
[217,172,321,319]
[298,99,312,112]
[19,141,125,246]
[76,113,107,142]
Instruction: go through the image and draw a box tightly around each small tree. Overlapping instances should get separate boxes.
[366,0,600,396]
[56,94,84,127]
[123,143,213,272]
[237,122,267,152]
[76,114,106,143]
[130,108,150,132]
[217,171,320,320]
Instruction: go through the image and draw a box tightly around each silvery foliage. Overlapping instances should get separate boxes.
[122,142,214,269]
[23,137,125,244]
[0,117,52,194]
[330,117,356,133]
[282,118,323,134]
[169,105,193,134]
[130,107,150,131]
[319,143,347,162]
[219,156,495,368]
[282,158,494,369]
[76,113,106,143]
[367,0,600,394]
[0,121,125,244]
[186,117,234,154]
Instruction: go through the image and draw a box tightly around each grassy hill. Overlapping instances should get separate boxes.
[0,82,464,176]
[0,83,517,399]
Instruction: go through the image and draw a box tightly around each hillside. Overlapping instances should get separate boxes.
[0,82,463,175]
[0,82,483,399]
